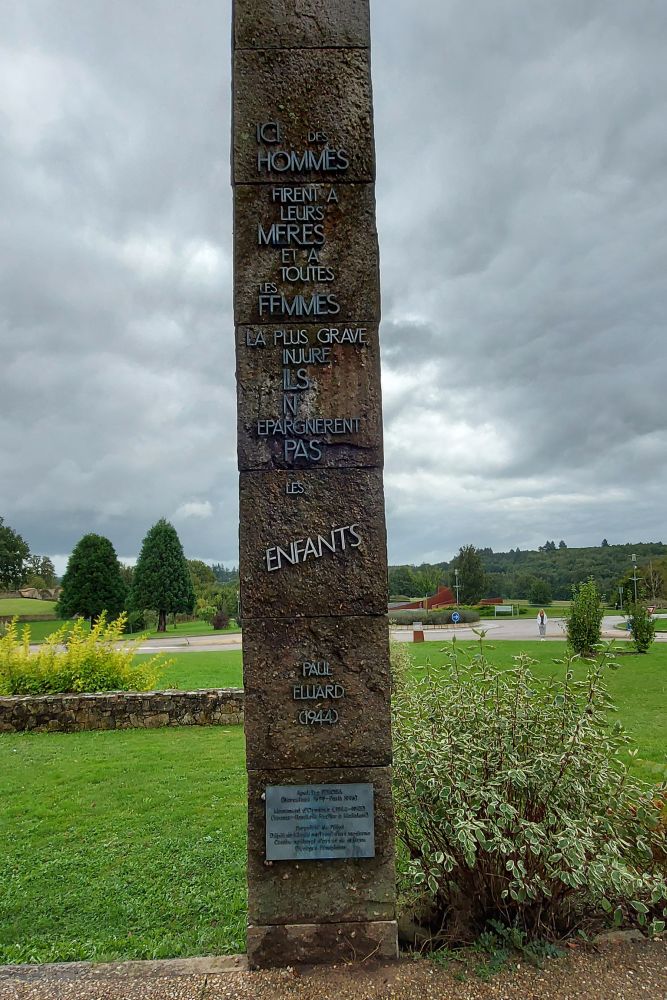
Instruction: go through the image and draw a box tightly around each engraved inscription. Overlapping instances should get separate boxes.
[265,783,375,861]
[241,122,373,470]
[265,523,362,572]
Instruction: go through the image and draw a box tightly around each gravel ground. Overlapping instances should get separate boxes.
[0,939,665,1000]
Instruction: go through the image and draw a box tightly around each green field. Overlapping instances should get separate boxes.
[147,642,666,782]
[0,598,57,616]
[0,727,246,964]
[142,620,240,640]
[407,639,667,783]
[4,616,240,645]
[151,650,243,690]
[14,619,90,644]
[0,639,663,965]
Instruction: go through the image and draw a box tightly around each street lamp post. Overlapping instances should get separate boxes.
[618,585,623,612]
[631,553,639,603]
[454,568,461,606]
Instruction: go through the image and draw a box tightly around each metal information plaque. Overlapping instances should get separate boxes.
[265,783,375,861]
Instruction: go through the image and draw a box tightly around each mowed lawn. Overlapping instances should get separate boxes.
[408,639,667,783]
[5,616,240,645]
[147,650,243,690]
[0,599,57,616]
[0,727,246,964]
[0,638,663,965]
[16,619,91,644]
[146,641,666,782]
[0,599,67,645]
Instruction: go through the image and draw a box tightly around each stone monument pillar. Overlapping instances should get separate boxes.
[232,0,398,968]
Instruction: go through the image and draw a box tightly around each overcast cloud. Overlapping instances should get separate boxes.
[1,0,666,571]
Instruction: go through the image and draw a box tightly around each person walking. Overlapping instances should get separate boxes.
[537,608,548,640]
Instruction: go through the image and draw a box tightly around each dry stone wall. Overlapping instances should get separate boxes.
[0,689,244,734]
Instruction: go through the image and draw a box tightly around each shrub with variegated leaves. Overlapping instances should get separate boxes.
[392,638,666,943]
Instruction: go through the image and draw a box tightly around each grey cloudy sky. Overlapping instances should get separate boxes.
[2,0,666,572]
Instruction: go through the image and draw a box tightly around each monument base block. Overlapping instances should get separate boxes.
[247,919,399,969]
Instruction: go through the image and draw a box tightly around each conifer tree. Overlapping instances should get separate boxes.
[131,519,195,632]
[58,534,126,625]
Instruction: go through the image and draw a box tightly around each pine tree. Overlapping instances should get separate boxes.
[131,519,195,632]
[58,534,126,624]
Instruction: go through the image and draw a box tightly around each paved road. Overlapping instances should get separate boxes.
[135,633,243,653]
[129,616,666,652]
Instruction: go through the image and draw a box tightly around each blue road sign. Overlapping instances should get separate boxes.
[451,612,461,624]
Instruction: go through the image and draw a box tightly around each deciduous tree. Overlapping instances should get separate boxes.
[26,555,57,589]
[0,517,30,590]
[450,545,486,604]
[528,578,552,606]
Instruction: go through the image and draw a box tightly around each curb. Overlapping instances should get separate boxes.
[0,955,247,982]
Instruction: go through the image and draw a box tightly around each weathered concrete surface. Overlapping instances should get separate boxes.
[0,956,247,982]
[234,0,370,50]
[243,616,391,769]
[237,323,382,471]
[239,468,388,619]
[246,919,398,969]
[233,49,374,184]
[233,183,379,325]
[247,766,395,928]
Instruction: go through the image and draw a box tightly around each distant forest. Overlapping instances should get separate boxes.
[210,564,239,584]
[389,541,667,602]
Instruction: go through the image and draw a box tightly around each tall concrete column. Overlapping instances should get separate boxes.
[232,0,398,968]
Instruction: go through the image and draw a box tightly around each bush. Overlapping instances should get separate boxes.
[626,602,656,654]
[392,639,666,943]
[195,599,217,624]
[0,615,167,695]
[528,579,553,606]
[565,577,603,657]
[123,609,147,633]
[212,607,230,630]
[389,609,480,626]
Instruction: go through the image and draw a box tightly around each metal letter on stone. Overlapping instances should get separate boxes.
[232,0,398,968]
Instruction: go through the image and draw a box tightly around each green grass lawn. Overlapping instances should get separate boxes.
[140,620,241,640]
[149,650,243,690]
[0,638,663,965]
[6,618,240,645]
[0,727,246,964]
[146,641,665,782]
[408,638,667,783]
[0,598,57,616]
[14,619,90,644]
[10,618,241,645]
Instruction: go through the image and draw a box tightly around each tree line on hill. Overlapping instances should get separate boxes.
[389,540,667,605]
